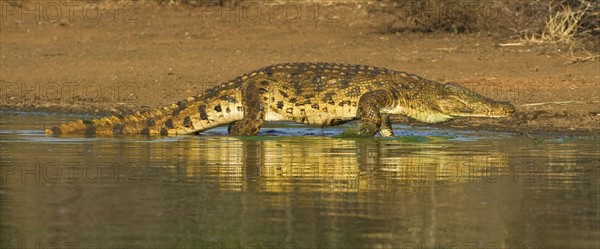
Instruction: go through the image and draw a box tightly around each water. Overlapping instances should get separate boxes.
[1,111,598,249]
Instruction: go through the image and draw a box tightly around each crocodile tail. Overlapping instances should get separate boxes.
[45,87,245,136]
[44,102,183,135]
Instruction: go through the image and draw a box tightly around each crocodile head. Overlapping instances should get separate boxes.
[437,83,515,117]
[403,82,515,123]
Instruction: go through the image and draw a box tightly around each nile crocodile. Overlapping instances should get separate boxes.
[45,62,515,137]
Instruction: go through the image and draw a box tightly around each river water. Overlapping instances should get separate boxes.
[1,111,598,249]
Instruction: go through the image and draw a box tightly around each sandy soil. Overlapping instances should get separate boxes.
[1,1,598,135]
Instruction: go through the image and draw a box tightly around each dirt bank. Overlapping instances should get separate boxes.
[1,1,598,135]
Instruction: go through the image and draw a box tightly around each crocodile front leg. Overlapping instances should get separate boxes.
[341,90,395,138]
[379,113,394,137]
[228,82,266,136]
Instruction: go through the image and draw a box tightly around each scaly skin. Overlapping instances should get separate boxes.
[45,62,515,137]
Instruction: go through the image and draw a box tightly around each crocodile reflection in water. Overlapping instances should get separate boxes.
[151,137,510,192]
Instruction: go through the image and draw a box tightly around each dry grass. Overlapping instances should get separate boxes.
[521,0,599,62]
[368,0,553,35]
[369,0,598,61]
[6,0,598,59]
[524,1,593,44]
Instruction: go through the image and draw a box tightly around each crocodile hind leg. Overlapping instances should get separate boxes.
[379,114,395,137]
[228,82,266,136]
[341,90,394,138]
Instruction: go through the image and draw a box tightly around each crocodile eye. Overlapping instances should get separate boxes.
[445,83,470,94]
[444,84,458,93]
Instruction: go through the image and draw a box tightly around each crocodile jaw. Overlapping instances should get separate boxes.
[435,83,516,119]
[439,100,516,118]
